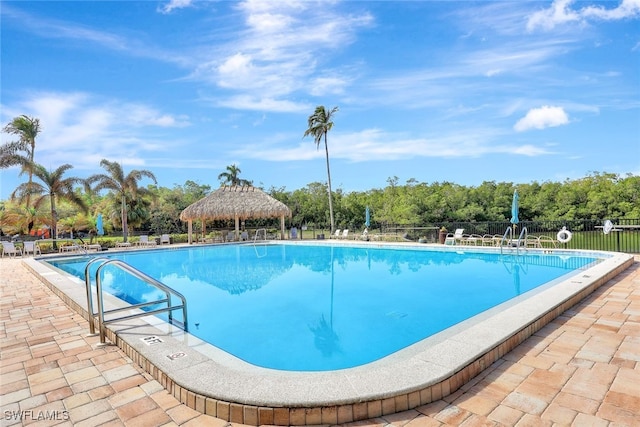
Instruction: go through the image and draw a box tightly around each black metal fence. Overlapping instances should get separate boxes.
[380,218,640,253]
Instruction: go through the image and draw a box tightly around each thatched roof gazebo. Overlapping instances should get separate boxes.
[179,185,292,243]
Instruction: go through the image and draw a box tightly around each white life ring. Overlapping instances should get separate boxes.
[557,227,572,243]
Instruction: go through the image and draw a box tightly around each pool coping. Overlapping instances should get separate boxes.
[22,242,635,426]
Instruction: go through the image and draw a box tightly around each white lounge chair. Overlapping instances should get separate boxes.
[444,229,465,245]
[59,242,82,253]
[463,234,482,246]
[340,229,350,239]
[23,241,41,256]
[83,243,102,251]
[537,235,557,249]
[136,235,157,247]
[332,229,342,239]
[160,234,171,245]
[481,235,496,246]
[1,241,23,257]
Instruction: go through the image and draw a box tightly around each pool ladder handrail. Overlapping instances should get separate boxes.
[84,257,188,344]
[252,228,268,257]
[253,228,267,243]
[499,226,528,255]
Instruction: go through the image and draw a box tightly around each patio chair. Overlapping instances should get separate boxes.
[537,235,557,249]
[525,236,539,248]
[481,235,497,246]
[444,229,465,245]
[23,241,41,256]
[160,234,171,245]
[83,243,102,251]
[1,241,23,257]
[331,229,342,239]
[59,242,82,253]
[340,229,349,239]
[137,235,157,247]
[463,234,482,246]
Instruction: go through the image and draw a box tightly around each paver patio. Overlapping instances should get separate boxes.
[1,256,638,426]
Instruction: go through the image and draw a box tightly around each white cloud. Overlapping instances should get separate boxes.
[514,106,569,132]
[582,0,640,20]
[1,91,190,170]
[158,0,194,15]
[215,95,310,113]
[2,4,191,67]
[527,0,640,31]
[309,76,350,96]
[189,1,374,108]
[230,128,554,162]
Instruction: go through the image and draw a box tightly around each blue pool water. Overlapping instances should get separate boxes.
[46,244,599,371]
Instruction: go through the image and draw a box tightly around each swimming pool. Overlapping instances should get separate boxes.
[29,242,633,425]
[47,243,598,371]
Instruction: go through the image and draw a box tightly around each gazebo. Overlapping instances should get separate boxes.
[179,185,292,244]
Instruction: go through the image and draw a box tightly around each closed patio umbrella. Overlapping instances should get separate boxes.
[96,214,104,236]
[365,206,370,228]
[510,190,519,232]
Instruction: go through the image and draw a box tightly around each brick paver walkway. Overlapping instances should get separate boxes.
[1,257,638,426]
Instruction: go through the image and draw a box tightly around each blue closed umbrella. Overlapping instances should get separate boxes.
[96,214,104,236]
[365,206,370,228]
[510,190,519,225]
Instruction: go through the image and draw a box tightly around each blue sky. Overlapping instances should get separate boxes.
[1,0,639,200]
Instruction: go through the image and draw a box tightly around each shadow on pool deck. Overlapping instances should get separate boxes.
[1,255,638,426]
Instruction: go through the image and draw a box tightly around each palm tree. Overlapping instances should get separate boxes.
[11,163,88,241]
[1,115,42,211]
[304,105,339,233]
[87,159,157,242]
[0,204,49,236]
[217,164,252,187]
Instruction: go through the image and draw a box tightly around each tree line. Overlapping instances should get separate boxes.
[3,166,636,239]
[277,172,639,231]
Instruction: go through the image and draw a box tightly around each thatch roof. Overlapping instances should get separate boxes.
[179,185,292,221]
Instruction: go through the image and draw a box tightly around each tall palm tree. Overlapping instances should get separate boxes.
[11,163,87,241]
[217,164,252,187]
[2,115,42,214]
[304,105,339,233]
[87,159,157,242]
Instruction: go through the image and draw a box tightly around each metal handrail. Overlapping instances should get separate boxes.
[500,227,513,255]
[84,258,188,343]
[517,226,529,251]
[84,257,110,334]
[253,228,267,243]
[500,226,529,255]
[252,228,268,257]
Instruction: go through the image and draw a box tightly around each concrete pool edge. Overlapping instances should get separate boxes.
[22,246,635,426]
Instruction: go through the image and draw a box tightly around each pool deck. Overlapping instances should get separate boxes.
[1,251,639,426]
